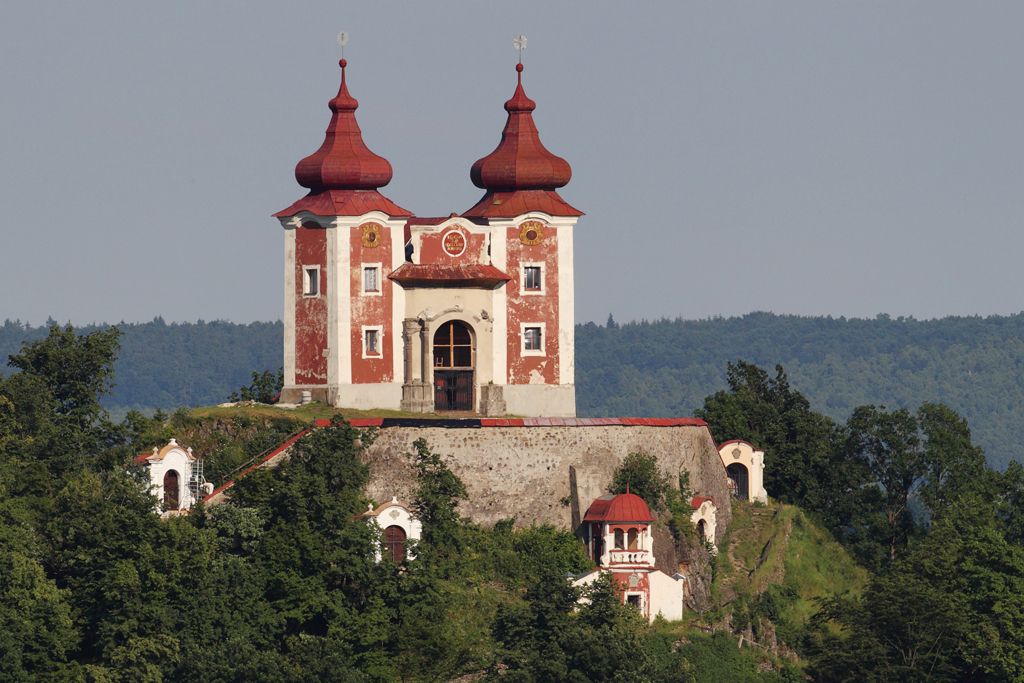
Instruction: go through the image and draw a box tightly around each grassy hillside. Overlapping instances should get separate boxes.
[5,311,1024,467]
[706,500,868,653]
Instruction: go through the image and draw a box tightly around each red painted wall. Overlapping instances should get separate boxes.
[349,223,393,384]
[506,224,559,385]
[295,225,328,385]
[418,225,487,265]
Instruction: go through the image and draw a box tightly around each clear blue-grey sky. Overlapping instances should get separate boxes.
[2,2,1022,326]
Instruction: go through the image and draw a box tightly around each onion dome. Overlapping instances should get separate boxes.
[583,493,656,523]
[464,64,581,218]
[276,60,410,218]
[296,59,393,191]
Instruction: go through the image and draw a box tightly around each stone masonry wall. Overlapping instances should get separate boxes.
[362,424,733,545]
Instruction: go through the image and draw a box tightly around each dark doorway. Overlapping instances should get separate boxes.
[727,463,749,500]
[697,519,707,542]
[433,321,474,411]
[163,470,180,510]
[383,525,407,563]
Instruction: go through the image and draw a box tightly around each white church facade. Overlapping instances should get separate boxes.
[275,59,579,417]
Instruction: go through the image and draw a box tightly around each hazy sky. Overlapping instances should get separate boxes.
[2,2,1022,325]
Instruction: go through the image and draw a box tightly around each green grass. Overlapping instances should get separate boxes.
[189,402,464,423]
[708,500,868,652]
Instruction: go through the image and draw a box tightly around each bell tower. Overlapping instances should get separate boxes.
[275,59,411,407]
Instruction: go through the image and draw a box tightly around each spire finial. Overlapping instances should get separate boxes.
[513,34,527,65]
[337,31,349,60]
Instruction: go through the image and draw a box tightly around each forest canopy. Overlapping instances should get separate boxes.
[4,311,1024,467]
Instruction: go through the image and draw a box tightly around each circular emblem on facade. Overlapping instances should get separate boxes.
[732,448,742,460]
[628,573,641,588]
[519,220,545,245]
[442,228,467,257]
[361,222,382,248]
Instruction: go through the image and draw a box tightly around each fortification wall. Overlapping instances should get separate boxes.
[361,422,732,543]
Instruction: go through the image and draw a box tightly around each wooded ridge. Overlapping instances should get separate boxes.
[3,311,1023,468]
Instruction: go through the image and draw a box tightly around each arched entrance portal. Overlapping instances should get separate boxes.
[433,320,474,411]
[383,525,407,563]
[163,470,180,510]
[697,519,707,542]
[726,463,749,501]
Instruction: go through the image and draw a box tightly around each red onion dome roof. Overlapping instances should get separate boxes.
[294,59,393,192]
[469,63,572,192]
[583,493,656,523]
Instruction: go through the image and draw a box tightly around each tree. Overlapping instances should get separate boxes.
[228,368,284,404]
[6,324,119,429]
[697,362,856,529]
[609,452,671,511]
[410,437,468,566]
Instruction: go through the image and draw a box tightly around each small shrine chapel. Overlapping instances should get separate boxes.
[275,57,580,417]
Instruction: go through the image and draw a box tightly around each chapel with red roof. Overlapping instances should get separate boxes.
[276,58,580,416]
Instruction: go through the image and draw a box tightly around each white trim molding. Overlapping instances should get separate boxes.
[361,262,383,296]
[362,325,384,359]
[520,322,546,357]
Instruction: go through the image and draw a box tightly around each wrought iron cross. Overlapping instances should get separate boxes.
[513,34,527,63]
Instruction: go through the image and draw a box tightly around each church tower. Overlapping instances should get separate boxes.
[276,58,580,417]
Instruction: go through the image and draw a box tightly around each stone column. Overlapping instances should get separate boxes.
[419,318,431,389]
[401,319,419,384]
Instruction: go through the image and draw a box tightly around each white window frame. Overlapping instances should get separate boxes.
[521,262,545,295]
[302,265,321,297]
[624,592,646,613]
[520,322,545,357]
[362,325,384,359]
[361,263,382,296]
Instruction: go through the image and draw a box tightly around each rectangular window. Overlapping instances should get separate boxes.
[364,328,381,357]
[363,265,380,294]
[523,265,542,291]
[626,594,642,610]
[524,326,542,351]
[303,266,320,297]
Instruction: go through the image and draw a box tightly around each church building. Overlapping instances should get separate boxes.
[276,58,580,417]
[573,491,686,622]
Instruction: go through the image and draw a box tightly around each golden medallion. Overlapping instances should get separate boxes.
[361,222,382,248]
[519,220,545,245]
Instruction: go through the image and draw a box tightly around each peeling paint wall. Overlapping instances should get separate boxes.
[294,225,328,385]
[505,223,560,385]
[349,222,394,383]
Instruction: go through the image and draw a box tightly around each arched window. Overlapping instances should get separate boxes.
[433,321,473,369]
[627,528,639,550]
[727,463,749,501]
[697,519,707,542]
[383,525,407,563]
[163,470,180,510]
[614,528,625,549]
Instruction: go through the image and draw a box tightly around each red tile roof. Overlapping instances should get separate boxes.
[691,495,715,510]
[583,493,655,523]
[462,189,582,218]
[388,263,512,288]
[274,189,410,219]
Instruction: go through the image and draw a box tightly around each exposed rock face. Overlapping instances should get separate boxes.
[361,424,732,542]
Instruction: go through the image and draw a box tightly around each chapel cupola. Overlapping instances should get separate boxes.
[276,58,409,218]
[295,59,393,192]
[464,63,581,218]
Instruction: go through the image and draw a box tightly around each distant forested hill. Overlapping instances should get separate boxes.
[4,312,1024,467]
[577,312,1024,469]
[0,318,280,412]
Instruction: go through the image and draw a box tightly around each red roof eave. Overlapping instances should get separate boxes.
[388,263,512,288]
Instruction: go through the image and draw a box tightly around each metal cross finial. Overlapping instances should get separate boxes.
[513,34,527,63]
[337,31,349,58]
